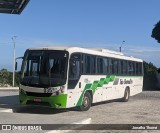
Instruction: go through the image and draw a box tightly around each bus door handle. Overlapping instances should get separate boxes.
[79,82,81,88]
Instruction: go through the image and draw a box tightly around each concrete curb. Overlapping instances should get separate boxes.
[0,87,19,91]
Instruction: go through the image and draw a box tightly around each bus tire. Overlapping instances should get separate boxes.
[122,88,130,102]
[79,91,92,111]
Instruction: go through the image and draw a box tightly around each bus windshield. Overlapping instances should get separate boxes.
[20,50,68,87]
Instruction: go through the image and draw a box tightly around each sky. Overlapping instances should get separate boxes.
[0,0,160,71]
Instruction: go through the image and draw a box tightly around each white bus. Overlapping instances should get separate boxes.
[19,46,143,111]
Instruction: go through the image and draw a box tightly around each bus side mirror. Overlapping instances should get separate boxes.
[15,62,18,71]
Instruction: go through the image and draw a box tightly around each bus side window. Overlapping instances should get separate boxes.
[118,60,121,75]
[85,55,91,74]
[108,58,112,74]
[113,59,118,75]
[103,58,108,74]
[69,60,80,80]
[121,60,127,75]
[90,56,96,74]
[132,62,136,75]
[128,61,134,75]
[135,62,143,75]
[97,57,103,74]
[136,62,139,75]
[138,62,142,75]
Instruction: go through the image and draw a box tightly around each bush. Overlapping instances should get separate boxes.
[0,69,20,87]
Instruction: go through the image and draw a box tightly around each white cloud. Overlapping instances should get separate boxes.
[128,47,160,53]
[121,45,160,67]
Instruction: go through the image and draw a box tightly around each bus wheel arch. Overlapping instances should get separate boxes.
[87,90,93,103]
[122,87,130,102]
[79,90,92,111]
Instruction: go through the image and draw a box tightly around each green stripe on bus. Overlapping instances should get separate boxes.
[76,75,116,106]
[92,81,99,93]
[76,84,92,106]
[76,75,143,106]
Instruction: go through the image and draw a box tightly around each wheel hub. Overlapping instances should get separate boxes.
[83,96,89,107]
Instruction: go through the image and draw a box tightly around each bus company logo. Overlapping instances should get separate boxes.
[2,125,11,130]
[120,79,133,85]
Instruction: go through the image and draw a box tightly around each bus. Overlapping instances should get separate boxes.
[19,46,143,111]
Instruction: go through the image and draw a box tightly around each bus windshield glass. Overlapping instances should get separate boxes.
[20,50,68,87]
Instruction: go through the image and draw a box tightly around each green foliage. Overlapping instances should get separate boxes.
[143,61,158,75]
[158,68,160,73]
[0,69,20,87]
[151,20,160,43]
[143,62,160,91]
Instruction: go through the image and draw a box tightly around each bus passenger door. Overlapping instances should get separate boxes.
[67,54,82,108]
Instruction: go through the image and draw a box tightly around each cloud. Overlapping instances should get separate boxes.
[121,45,160,67]
[128,47,160,53]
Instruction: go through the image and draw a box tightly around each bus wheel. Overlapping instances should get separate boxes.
[122,88,130,102]
[79,91,92,111]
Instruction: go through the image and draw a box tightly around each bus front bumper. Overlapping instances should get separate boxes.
[19,92,67,108]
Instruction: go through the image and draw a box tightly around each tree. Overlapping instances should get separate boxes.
[158,68,160,73]
[143,61,159,91]
[151,20,160,43]
[0,68,20,87]
[0,69,11,86]
[143,61,158,74]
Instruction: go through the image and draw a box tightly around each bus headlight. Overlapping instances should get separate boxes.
[51,86,65,96]
[55,86,65,95]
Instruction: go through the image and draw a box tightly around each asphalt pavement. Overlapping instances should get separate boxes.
[1,89,160,133]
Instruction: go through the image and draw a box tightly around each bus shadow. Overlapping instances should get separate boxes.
[91,95,137,107]
[13,105,73,115]
[0,95,132,114]
[12,98,134,114]
[0,95,75,115]
[0,93,126,113]
[91,99,123,107]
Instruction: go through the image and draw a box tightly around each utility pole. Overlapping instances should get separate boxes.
[120,40,125,52]
[12,36,16,87]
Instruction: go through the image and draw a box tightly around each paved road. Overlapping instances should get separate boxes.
[0,90,160,133]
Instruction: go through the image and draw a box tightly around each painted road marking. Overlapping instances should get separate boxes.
[72,118,92,124]
[0,109,13,113]
[46,118,92,133]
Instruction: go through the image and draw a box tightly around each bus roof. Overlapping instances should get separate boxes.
[28,46,143,62]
